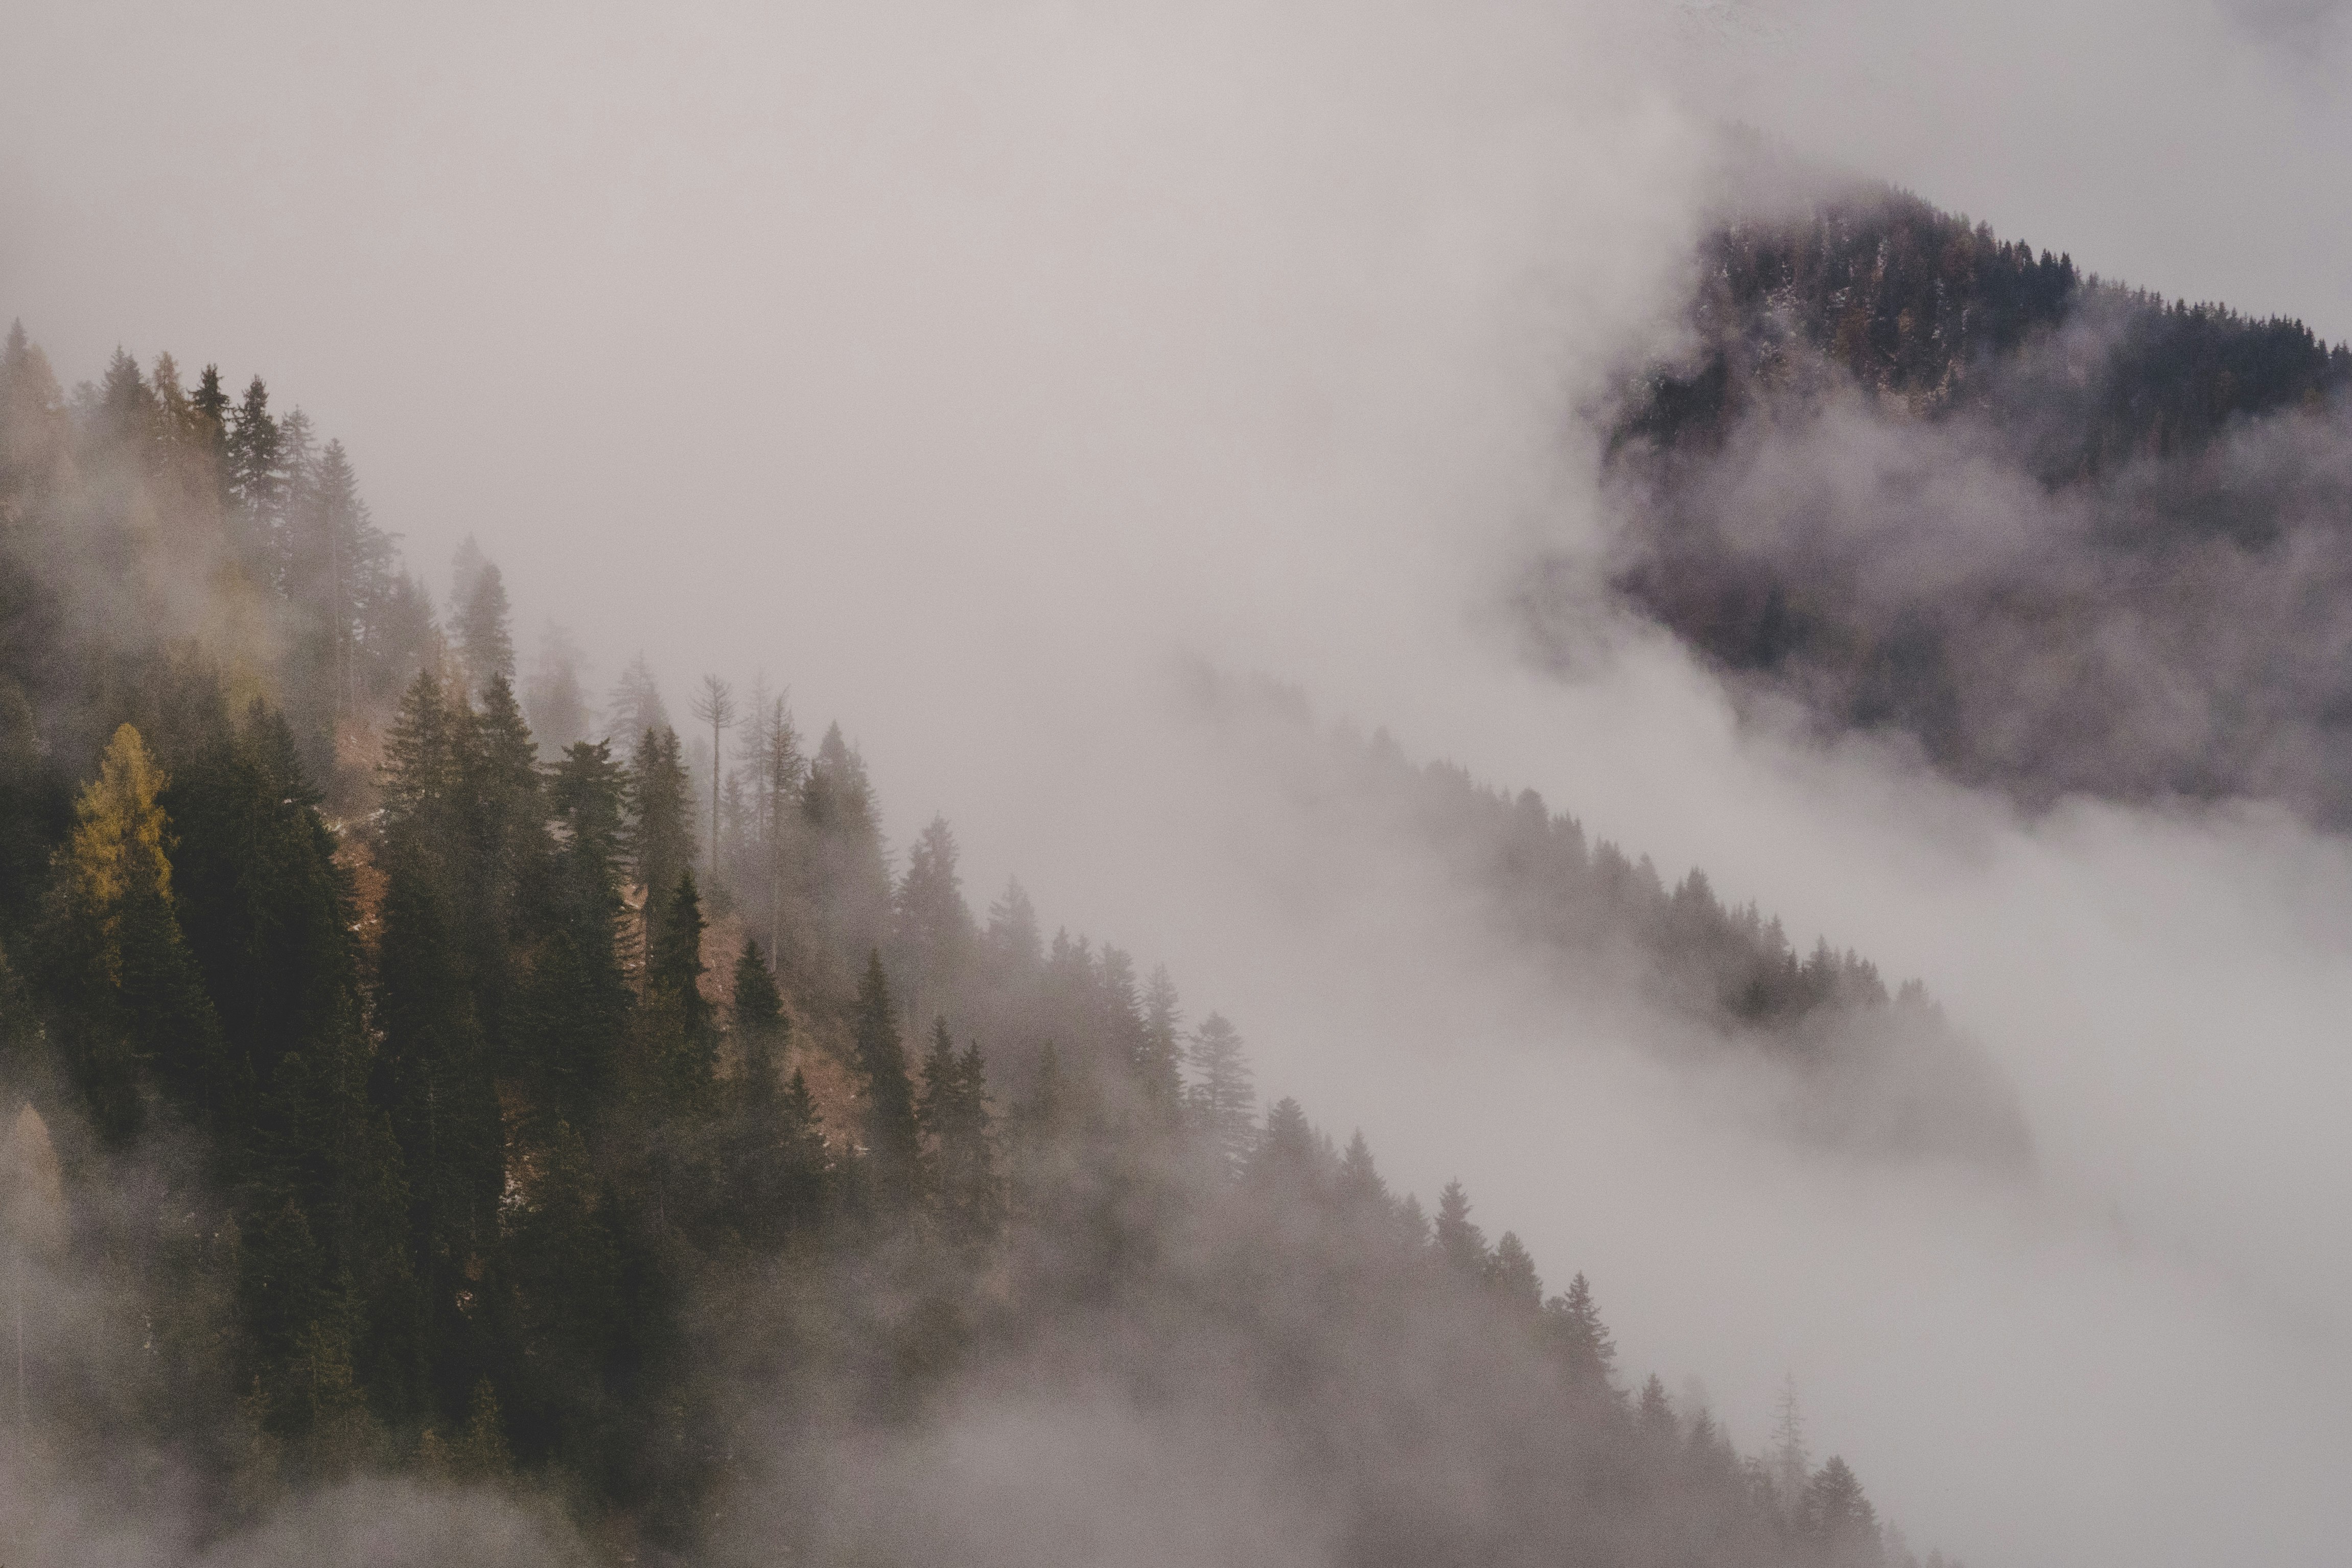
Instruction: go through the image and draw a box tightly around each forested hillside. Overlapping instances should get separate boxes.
[1180,676,2026,1165]
[1598,180,2352,822]
[0,323,1949,1565]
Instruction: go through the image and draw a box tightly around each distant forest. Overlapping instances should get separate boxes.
[1599,181,2352,823]
[0,322,1951,1565]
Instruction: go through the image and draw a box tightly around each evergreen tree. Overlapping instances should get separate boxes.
[916,1019,1001,1251]
[523,623,591,757]
[626,726,696,961]
[893,815,971,1028]
[1637,1374,1676,1448]
[1434,1180,1489,1279]
[641,871,718,1114]
[607,653,669,743]
[519,738,632,1124]
[228,375,284,556]
[188,362,232,502]
[1135,964,1185,1119]
[1248,1095,1319,1195]
[453,557,516,701]
[1487,1230,1542,1312]
[1336,1129,1388,1213]
[1803,1456,1882,1565]
[372,672,505,1421]
[1186,1012,1256,1178]
[985,878,1042,975]
[1545,1273,1618,1399]
[850,950,919,1205]
[804,726,892,973]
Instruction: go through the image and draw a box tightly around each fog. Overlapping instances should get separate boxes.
[7,1,2351,1564]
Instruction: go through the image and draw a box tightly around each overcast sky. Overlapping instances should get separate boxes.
[5,5,2350,1565]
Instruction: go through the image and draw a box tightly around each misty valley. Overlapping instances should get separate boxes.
[4,36,2350,1568]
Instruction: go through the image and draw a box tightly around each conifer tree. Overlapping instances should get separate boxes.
[641,871,717,1114]
[520,738,632,1123]
[523,624,591,757]
[626,726,695,960]
[1637,1374,1676,1449]
[185,361,230,487]
[1487,1231,1542,1312]
[1802,1456,1880,1564]
[985,879,1042,976]
[606,653,670,746]
[1135,965,1185,1119]
[916,1019,1001,1251]
[1336,1129,1388,1213]
[1545,1273,1618,1400]
[850,950,919,1205]
[228,375,284,556]
[1186,1013,1256,1178]
[804,726,892,973]
[454,559,516,701]
[893,816,971,1027]
[1248,1096,1318,1193]
[1434,1180,1489,1279]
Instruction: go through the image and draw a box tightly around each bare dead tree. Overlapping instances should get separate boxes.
[689,674,736,891]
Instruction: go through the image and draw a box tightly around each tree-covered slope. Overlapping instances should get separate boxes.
[0,321,1951,1566]
[1598,180,2352,822]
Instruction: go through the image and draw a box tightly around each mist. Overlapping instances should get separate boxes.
[7,2,2351,1565]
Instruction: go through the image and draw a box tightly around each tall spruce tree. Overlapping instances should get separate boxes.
[640,871,718,1115]
[850,949,919,1206]
[1186,1012,1256,1178]
[626,726,695,962]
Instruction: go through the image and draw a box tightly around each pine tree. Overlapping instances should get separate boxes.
[1433,1180,1488,1278]
[626,726,696,961]
[523,623,591,757]
[1336,1130,1388,1213]
[641,871,718,1114]
[985,879,1042,975]
[1486,1230,1542,1312]
[850,950,919,1206]
[519,738,632,1124]
[453,558,516,701]
[1637,1373,1676,1448]
[916,1019,1001,1252]
[1186,1012,1255,1178]
[1135,965,1185,1120]
[606,653,668,744]
[1545,1273,1618,1398]
[804,726,892,973]
[1802,1456,1881,1565]
[228,375,284,559]
[893,816,971,1028]
[1248,1096,1318,1193]
[372,676,504,1420]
